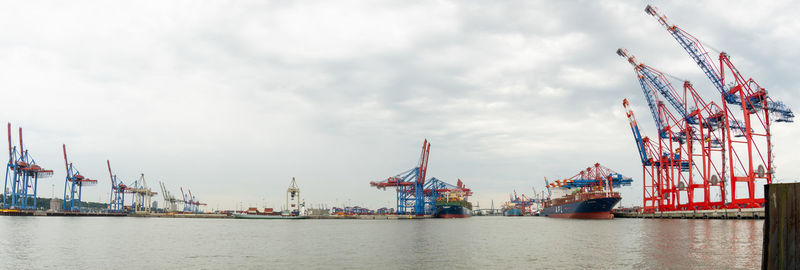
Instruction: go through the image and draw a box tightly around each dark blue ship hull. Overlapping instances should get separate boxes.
[541,197,621,219]
[434,205,472,218]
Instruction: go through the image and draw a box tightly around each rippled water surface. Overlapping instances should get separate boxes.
[0,216,762,269]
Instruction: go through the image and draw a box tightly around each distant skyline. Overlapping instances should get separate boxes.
[1,1,798,210]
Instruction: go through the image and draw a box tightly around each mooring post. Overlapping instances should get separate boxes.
[762,182,799,269]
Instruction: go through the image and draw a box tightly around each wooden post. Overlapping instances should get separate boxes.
[762,182,799,269]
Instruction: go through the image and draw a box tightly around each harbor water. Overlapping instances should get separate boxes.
[0,216,761,269]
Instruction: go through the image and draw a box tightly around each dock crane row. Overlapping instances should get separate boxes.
[62,144,97,211]
[620,5,793,212]
[618,50,730,212]
[370,140,472,215]
[2,123,53,210]
[0,121,205,215]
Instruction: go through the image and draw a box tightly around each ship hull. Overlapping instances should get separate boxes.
[434,205,472,218]
[503,208,523,216]
[541,197,621,219]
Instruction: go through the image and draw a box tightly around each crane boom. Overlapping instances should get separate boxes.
[618,48,746,134]
[617,49,669,139]
[623,99,651,166]
[62,144,70,174]
[106,160,115,186]
[7,123,11,158]
[645,5,793,122]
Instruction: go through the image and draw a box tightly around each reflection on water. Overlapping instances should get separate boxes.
[636,219,761,269]
[0,216,761,269]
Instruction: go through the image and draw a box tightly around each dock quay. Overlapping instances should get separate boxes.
[0,209,127,217]
[356,215,431,220]
[614,208,764,219]
[45,211,127,217]
[302,214,431,219]
[141,213,232,219]
[0,211,434,219]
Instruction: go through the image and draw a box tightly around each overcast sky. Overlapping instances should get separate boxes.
[1,1,798,210]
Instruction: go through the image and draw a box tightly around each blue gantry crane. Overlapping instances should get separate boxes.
[369,140,471,215]
[180,187,190,212]
[370,140,430,215]
[62,144,98,212]
[106,160,128,213]
[2,123,54,210]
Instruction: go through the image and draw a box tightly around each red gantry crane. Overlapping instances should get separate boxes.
[619,5,794,211]
[644,5,793,208]
[618,49,734,212]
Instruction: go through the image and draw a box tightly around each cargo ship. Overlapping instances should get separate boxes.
[540,163,632,219]
[540,190,621,219]
[434,191,472,218]
[232,207,307,219]
[232,212,307,219]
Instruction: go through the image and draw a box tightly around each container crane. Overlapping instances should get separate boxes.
[106,160,127,213]
[618,49,734,211]
[645,5,792,207]
[2,123,53,210]
[623,99,662,212]
[180,187,190,212]
[370,140,430,215]
[189,189,197,213]
[615,52,688,211]
[61,144,97,212]
[370,140,471,215]
[508,191,536,215]
[159,181,181,212]
[555,163,634,192]
[129,174,155,213]
[188,189,205,213]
